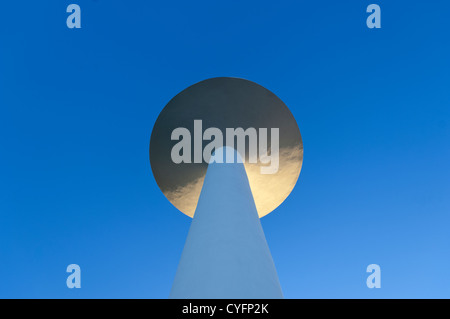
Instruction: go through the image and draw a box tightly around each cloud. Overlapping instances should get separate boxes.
[164,145,303,218]
[165,176,205,217]
[244,145,303,217]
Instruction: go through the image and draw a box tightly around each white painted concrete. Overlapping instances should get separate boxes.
[170,147,283,299]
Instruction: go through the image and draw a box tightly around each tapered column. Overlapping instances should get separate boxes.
[170,147,283,299]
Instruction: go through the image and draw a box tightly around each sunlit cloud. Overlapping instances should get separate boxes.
[165,145,303,218]
[245,145,303,217]
[165,176,204,218]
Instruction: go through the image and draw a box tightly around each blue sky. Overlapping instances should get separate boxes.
[1,0,449,298]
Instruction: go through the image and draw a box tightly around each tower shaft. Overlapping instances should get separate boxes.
[170,147,283,299]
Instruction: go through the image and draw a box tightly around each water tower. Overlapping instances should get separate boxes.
[150,77,303,298]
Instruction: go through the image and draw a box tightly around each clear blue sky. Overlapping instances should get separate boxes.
[1,0,449,298]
